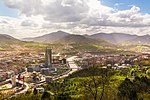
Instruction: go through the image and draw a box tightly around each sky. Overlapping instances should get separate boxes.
[0,0,150,38]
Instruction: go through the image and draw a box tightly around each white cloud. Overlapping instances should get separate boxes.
[21,20,38,27]
[1,0,150,38]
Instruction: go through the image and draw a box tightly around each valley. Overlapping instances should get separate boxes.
[0,31,150,100]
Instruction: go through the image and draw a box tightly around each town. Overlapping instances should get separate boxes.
[0,47,150,99]
[0,48,75,98]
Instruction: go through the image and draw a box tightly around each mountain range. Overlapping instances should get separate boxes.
[1,31,150,48]
[22,31,113,47]
[22,31,150,45]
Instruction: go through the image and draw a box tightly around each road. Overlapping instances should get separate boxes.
[67,56,78,70]
[53,56,79,80]
[15,79,29,95]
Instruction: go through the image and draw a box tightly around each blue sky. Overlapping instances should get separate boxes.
[0,0,18,17]
[102,0,150,14]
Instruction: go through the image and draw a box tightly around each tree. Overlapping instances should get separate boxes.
[33,88,38,95]
[146,69,150,76]
[0,92,3,100]
[81,66,111,100]
[55,92,71,100]
[139,76,150,99]
[46,80,71,100]
[118,78,138,100]
[41,91,51,100]
[133,76,142,93]
[82,76,100,100]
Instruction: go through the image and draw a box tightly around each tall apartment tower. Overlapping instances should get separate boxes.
[45,48,52,68]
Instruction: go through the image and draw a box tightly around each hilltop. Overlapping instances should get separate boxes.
[0,34,23,50]
[22,31,69,43]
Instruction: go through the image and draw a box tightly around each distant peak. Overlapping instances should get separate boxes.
[49,30,70,35]
[57,30,63,32]
[57,30,67,33]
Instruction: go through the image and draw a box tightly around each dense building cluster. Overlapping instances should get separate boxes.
[0,51,44,82]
